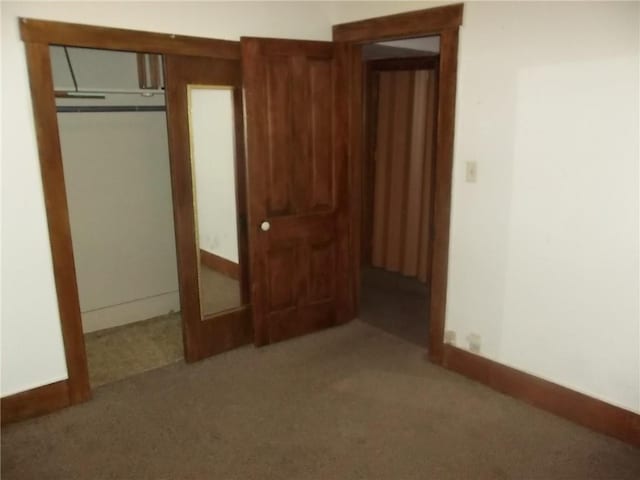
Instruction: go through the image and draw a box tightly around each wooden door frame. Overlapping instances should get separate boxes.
[333,3,463,364]
[18,18,242,407]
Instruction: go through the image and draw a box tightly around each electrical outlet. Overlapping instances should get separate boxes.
[444,330,456,345]
[465,161,478,183]
[467,333,481,353]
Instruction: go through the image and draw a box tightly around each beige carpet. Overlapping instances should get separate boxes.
[85,264,241,388]
[2,320,639,479]
[85,312,183,387]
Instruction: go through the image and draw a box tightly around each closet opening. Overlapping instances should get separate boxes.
[21,18,254,405]
[50,45,182,387]
[358,37,440,346]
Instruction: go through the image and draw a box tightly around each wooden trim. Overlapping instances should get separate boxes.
[426,28,458,364]
[336,6,461,363]
[240,36,334,58]
[346,43,364,315]
[443,345,640,448]
[1,381,70,425]
[333,4,463,43]
[19,18,240,58]
[231,87,251,306]
[421,70,438,286]
[200,249,240,280]
[24,42,91,404]
[199,306,253,359]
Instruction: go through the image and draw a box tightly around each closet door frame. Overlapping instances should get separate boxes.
[333,3,463,363]
[17,18,241,412]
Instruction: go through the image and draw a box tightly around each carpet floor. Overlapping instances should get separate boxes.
[84,313,183,387]
[84,264,240,387]
[360,266,429,346]
[2,321,639,479]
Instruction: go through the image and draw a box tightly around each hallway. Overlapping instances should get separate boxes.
[359,266,429,346]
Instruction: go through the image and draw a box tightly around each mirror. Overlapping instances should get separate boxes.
[187,85,244,318]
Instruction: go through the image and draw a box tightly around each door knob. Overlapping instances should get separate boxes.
[260,221,271,232]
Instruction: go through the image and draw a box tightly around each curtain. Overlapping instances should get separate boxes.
[370,69,437,283]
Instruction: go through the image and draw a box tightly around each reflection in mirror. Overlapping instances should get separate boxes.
[188,86,243,318]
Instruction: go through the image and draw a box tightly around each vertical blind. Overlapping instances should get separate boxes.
[371,69,437,283]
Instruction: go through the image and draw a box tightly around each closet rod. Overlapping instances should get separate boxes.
[56,105,166,113]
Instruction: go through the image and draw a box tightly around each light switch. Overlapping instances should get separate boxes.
[465,161,478,183]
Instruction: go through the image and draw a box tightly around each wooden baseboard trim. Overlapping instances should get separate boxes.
[1,380,70,426]
[442,345,640,447]
[200,249,240,280]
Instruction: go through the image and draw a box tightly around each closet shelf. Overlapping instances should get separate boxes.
[56,105,166,113]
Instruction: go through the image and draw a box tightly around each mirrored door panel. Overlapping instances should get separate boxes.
[164,54,251,362]
[187,86,243,317]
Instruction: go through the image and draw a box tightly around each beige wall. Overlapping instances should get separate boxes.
[57,111,179,333]
[52,46,179,333]
[445,1,639,413]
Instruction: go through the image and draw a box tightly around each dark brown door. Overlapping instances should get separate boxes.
[164,55,253,361]
[241,38,352,346]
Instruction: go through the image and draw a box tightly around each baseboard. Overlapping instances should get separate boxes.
[442,345,640,448]
[1,380,70,426]
[82,291,180,333]
[200,249,240,280]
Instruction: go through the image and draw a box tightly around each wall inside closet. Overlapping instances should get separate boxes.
[51,46,179,333]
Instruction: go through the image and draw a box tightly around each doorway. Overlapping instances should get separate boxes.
[333,3,462,362]
[20,19,253,404]
[51,46,182,387]
[358,38,439,346]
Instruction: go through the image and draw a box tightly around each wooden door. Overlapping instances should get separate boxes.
[164,55,253,362]
[241,38,352,346]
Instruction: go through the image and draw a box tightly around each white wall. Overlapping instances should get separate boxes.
[444,1,639,413]
[51,46,179,333]
[2,1,638,415]
[50,46,143,93]
[57,111,179,333]
[190,88,239,263]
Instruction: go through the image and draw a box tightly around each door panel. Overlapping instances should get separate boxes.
[164,54,252,361]
[261,52,336,216]
[242,37,352,346]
